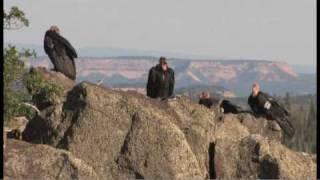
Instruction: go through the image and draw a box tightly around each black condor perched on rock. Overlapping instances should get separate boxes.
[147,57,175,99]
[44,26,78,80]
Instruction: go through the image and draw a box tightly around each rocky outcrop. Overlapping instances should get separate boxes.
[11,69,316,179]
[4,139,98,179]
[24,82,207,179]
[214,135,316,179]
[237,135,316,179]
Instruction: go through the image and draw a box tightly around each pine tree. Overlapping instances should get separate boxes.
[284,92,291,110]
[306,100,316,153]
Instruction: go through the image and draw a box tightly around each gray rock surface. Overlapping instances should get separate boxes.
[4,139,98,180]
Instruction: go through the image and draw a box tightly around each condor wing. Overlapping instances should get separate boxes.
[45,30,77,58]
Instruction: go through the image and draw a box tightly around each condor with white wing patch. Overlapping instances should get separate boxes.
[264,101,271,110]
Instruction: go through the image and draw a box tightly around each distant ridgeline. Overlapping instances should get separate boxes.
[24,56,316,97]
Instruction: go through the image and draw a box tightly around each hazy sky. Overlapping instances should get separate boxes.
[4,0,316,65]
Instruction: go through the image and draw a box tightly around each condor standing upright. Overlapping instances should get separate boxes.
[147,57,175,100]
[44,25,78,80]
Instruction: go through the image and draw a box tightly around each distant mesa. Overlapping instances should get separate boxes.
[23,56,315,97]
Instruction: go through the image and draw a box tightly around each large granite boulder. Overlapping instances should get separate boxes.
[4,139,98,179]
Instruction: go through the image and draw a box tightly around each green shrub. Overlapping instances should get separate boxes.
[24,70,63,105]
[4,45,64,124]
[3,45,34,123]
[4,6,34,124]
